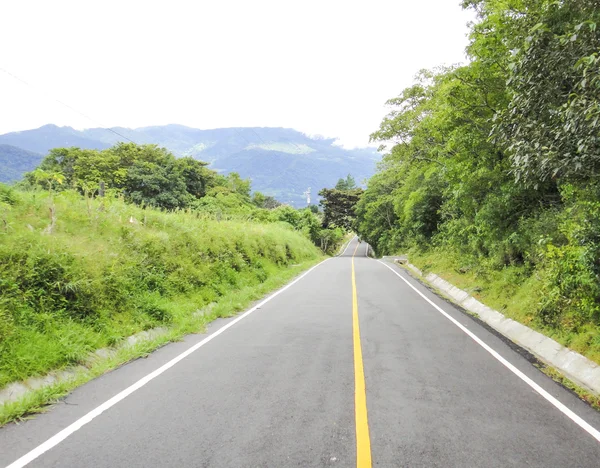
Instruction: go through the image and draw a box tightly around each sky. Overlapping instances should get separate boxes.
[0,0,474,148]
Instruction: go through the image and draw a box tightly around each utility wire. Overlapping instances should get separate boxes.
[0,66,137,144]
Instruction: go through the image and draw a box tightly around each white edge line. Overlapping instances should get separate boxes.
[6,258,331,468]
[340,236,357,256]
[376,259,600,443]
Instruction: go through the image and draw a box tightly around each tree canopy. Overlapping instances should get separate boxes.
[319,188,363,231]
[357,0,600,338]
[26,143,230,210]
[334,174,357,191]
[23,142,350,255]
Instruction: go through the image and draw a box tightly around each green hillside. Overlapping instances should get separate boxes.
[0,145,43,183]
[0,185,322,392]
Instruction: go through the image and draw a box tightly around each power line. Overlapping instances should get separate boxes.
[0,66,137,144]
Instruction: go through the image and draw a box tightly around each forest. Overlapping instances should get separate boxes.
[356,0,600,361]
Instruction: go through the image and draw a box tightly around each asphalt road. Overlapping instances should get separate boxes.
[2,237,600,467]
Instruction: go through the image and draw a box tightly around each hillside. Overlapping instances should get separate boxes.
[0,145,43,183]
[0,125,379,206]
[0,184,322,399]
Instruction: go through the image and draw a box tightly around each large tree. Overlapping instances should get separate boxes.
[319,188,363,230]
[466,0,600,184]
[26,143,224,210]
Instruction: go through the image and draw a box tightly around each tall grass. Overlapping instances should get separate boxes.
[0,187,321,388]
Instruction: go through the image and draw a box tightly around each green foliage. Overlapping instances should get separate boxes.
[252,191,281,209]
[357,0,600,361]
[24,141,346,255]
[192,190,256,218]
[0,189,320,388]
[319,188,363,231]
[488,0,600,184]
[335,174,357,190]
[26,143,226,210]
[225,172,251,198]
[266,205,344,255]
[537,184,600,330]
[0,184,18,206]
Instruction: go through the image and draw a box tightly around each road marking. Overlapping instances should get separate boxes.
[5,259,332,468]
[353,249,372,467]
[377,260,600,443]
[342,236,357,256]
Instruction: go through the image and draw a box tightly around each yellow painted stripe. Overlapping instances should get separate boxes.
[352,248,372,468]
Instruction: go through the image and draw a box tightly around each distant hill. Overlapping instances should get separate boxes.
[0,125,112,155]
[0,145,43,184]
[0,124,380,206]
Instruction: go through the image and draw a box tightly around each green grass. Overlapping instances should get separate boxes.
[0,257,321,426]
[408,248,600,366]
[0,188,323,394]
[536,364,600,411]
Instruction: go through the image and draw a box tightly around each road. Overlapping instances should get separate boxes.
[1,237,600,467]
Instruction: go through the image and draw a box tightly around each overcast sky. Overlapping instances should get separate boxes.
[1,0,474,148]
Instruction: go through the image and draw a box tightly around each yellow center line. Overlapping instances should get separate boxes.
[352,244,372,468]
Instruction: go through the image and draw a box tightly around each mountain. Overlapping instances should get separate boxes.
[0,124,380,206]
[0,145,44,184]
[0,125,112,155]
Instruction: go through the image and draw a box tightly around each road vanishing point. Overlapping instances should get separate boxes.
[1,237,600,467]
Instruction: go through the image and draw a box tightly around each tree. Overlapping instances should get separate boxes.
[225,172,251,198]
[319,188,363,230]
[488,0,600,184]
[355,169,401,254]
[124,159,191,210]
[335,174,357,191]
[174,157,216,199]
[26,168,65,193]
[252,192,281,209]
[26,143,229,210]
[353,0,600,338]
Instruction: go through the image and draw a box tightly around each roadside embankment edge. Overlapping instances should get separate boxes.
[383,256,600,396]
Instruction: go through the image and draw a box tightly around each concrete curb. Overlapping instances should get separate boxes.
[0,325,173,406]
[394,259,600,396]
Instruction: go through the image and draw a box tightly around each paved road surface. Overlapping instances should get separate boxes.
[1,237,600,467]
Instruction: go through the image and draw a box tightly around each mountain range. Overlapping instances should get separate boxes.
[0,124,380,206]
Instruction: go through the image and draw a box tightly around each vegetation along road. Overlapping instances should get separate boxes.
[0,237,599,467]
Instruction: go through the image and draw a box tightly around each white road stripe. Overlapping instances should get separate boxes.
[376,260,600,443]
[341,236,357,256]
[6,259,331,468]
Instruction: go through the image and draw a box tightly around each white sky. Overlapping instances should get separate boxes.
[0,0,473,148]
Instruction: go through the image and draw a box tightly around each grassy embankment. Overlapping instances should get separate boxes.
[0,186,323,423]
[406,248,600,366]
